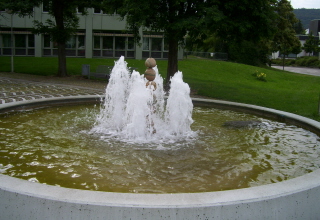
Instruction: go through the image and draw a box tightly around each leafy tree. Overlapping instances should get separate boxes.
[271,0,301,69]
[0,0,105,77]
[293,19,305,34]
[113,0,208,86]
[114,0,278,85]
[303,32,319,56]
[187,0,278,66]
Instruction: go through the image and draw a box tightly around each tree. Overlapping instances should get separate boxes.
[271,0,301,69]
[113,0,208,86]
[293,19,305,34]
[303,32,319,56]
[114,0,279,85]
[187,0,278,66]
[0,0,105,77]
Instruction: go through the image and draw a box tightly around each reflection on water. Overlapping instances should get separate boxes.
[0,105,319,193]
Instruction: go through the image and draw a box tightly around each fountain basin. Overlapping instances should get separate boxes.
[1,96,320,219]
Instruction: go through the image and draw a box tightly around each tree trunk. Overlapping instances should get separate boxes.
[166,37,179,90]
[53,0,68,77]
[57,42,67,77]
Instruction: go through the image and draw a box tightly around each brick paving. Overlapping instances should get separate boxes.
[0,73,106,104]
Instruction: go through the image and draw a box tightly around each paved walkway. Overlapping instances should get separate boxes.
[0,72,106,104]
[272,65,320,77]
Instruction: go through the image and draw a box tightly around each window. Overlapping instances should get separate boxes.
[78,35,85,48]
[115,37,125,50]
[28,34,35,47]
[127,37,134,50]
[2,34,11,47]
[44,35,51,47]
[164,38,169,51]
[77,6,85,14]
[151,38,162,51]
[15,35,26,48]
[94,7,101,14]
[94,36,100,49]
[66,36,76,48]
[143,37,149,50]
[102,36,113,50]
[43,2,50,12]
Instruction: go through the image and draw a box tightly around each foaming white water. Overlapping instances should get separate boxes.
[91,56,194,143]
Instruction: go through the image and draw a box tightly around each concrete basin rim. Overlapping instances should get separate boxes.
[0,95,320,208]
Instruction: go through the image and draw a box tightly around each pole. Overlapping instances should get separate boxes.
[10,13,14,73]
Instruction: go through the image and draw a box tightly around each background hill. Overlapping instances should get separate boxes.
[293,9,320,29]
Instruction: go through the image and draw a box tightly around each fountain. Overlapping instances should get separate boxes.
[90,56,193,143]
[0,57,320,219]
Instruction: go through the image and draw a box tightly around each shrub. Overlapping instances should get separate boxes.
[253,70,267,81]
[296,56,320,67]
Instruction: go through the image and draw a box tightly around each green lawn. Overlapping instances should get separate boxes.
[0,56,319,121]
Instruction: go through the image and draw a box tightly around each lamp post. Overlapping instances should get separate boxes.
[5,9,14,73]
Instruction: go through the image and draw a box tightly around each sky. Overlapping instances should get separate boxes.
[289,0,320,9]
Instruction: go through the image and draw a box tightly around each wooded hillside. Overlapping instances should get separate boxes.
[293,9,320,29]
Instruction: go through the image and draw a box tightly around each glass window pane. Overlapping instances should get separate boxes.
[44,35,50,48]
[94,7,101,13]
[43,2,49,12]
[164,38,169,51]
[78,35,85,48]
[127,37,134,50]
[2,34,11,47]
[15,35,26,47]
[102,36,113,49]
[115,37,125,50]
[15,48,26,55]
[143,37,149,50]
[94,36,100,49]
[151,38,162,51]
[28,34,35,47]
[66,36,76,48]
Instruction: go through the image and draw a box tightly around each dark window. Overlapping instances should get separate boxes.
[15,35,26,47]
[102,36,113,49]
[115,37,125,50]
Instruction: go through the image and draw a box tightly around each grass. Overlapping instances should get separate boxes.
[1,56,320,121]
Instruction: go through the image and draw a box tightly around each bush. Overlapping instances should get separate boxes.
[297,56,320,67]
[272,56,320,67]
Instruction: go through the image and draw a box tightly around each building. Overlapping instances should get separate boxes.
[0,5,184,59]
[309,19,320,36]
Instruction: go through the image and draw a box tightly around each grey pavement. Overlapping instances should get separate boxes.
[272,65,320,77]
[0,75,106,104]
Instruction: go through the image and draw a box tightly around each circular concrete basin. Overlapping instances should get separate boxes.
[0,96,320,220]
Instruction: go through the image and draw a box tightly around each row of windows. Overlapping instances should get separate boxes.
[0,34,168,58]
[0,34,35,56]
[0,4,114,15]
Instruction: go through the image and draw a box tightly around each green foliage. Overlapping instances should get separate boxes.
[272,56,320,67]
[296,56,320,67]
[227,40,271,66]
[253,70,267,82]
[302,32,320,56]
[272,0,302,56]
[293,19,305,34]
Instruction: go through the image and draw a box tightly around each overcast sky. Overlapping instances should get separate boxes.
[289,0,320,9]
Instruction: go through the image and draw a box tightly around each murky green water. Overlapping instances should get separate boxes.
[0,105,319,193]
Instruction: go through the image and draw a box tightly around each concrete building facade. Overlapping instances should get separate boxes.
[0,5,183,60]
